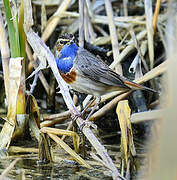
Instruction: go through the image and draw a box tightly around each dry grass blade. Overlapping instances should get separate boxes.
[41,1,47,32]
[105,0,122,74]
[116,100,136,168]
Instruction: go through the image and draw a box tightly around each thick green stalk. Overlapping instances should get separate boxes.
[3,0,20,57]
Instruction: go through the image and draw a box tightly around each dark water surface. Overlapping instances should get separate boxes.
[0,152,112,180]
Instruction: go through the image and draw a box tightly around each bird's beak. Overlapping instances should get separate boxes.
[70,40,74,44]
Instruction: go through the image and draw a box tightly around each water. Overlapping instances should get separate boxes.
[0,151,112,180]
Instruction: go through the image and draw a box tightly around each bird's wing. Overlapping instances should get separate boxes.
[74,48,130,89]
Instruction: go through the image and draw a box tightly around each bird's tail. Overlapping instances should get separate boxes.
[124,80,157,93]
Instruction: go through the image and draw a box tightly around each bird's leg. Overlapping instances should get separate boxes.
[81,96,96,116]
[71,97,96,128]
[86,96,101,121]
[70,92,85,127]
[80,97,101,130]
[72,96,96,122]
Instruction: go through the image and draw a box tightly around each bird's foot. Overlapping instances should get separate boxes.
[71,112,82,124]
[79,119,97,131]
[71,113,97,130]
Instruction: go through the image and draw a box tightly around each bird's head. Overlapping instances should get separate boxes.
[55,34,78,73]
[55,33,76,52]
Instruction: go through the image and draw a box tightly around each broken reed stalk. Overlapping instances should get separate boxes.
[23,1,123,179]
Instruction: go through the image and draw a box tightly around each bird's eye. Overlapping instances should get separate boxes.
[60,40,64,44]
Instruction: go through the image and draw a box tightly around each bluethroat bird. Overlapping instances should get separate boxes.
[55,33,156,124]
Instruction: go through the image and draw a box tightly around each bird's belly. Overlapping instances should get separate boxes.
[69,73,115,96]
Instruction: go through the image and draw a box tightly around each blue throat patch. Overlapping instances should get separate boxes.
[56,43,78,73]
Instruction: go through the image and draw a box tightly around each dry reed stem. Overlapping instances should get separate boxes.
[79,0,84,48]
[153,0,161,32]
[105,0,122,74]
[144,0,154,69]
[8,146,38,153]
[61,11,145,24]
[84,2,89,42]
[109,30,147,69]
[84,3,95,42]
[135,61,166,84]
[129,27,149,72]
[130,109,162,124]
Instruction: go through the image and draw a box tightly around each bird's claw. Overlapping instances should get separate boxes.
[79,120,97,131]
[71,113,97,130]
[71,112,82,123]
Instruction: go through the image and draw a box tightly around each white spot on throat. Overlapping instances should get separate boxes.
[63,57,71,61]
